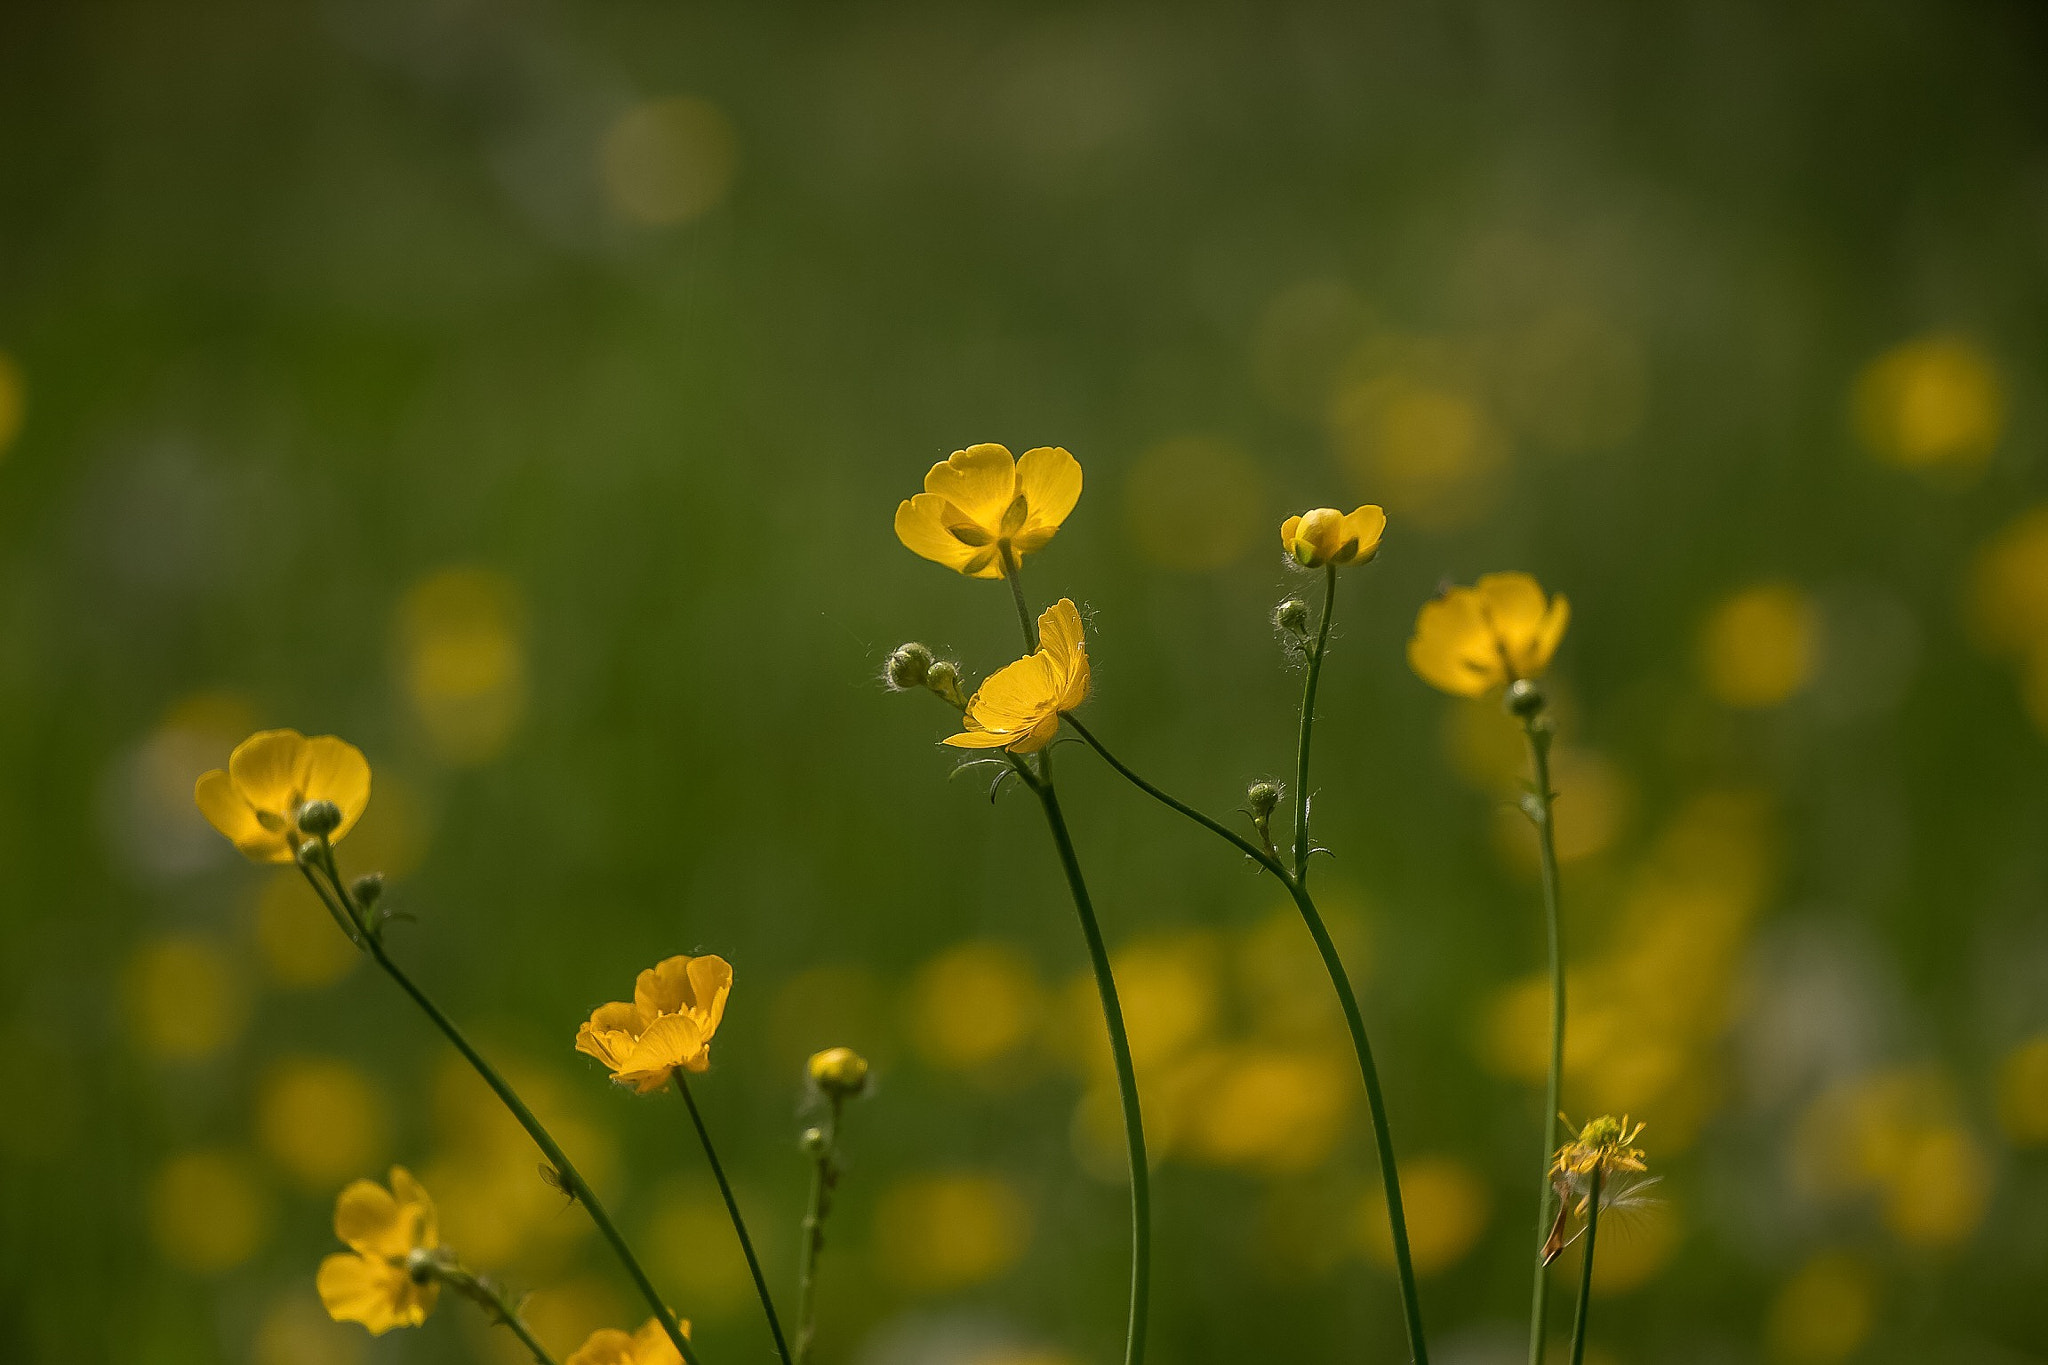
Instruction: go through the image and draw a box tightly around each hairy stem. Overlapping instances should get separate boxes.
[1291,564,1338,882]
[1523,716,1566,1365]
[793,1096,843,1365]
[298,855,703,1365]
[675,1074,789,1364]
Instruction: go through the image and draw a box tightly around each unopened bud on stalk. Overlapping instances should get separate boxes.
[808,1046,871,1099]
[1246,781,1281,823]
[925,661,967,708]
[885,643,934,691]
[296,799,342,837]
[799,1125,829,1158]
[351,872,385,908]
[1505,678,1546,719]
[1274,598,1311,637]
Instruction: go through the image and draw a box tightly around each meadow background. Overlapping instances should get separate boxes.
[4,1,2048,1362]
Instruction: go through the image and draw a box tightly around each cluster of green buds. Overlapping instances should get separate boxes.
[887,642,967,708]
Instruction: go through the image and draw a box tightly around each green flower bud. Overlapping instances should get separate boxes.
[296,799,342,837]
[886,643,934,691]
[1274,598,1310,637]
[925,660,966,708]
[1505,678,1546,719]
[808,1046,871,1099]
[1246,781,1282,822]
[799,1125,830,1158]
[351,872,385,908]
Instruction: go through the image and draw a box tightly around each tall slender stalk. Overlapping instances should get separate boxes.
[674,1074,790,1364]
[1064,719,1430,1365]
[792,1095,844,1365]
[1291,565,1339,881]
[437,1265,560,1365]
[1521,713,1566,1365]
[1566,1168,1602,1365]
[297,852,703,1365]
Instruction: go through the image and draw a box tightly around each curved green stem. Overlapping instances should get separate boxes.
[1523,716,1566,1365]
[1065,718,1429,1365]
[674,1075,790,1364]
[1034,776,1150,1365]
[1291,565,1338,882]
[298,856,703,1365]
[793,1096,843,1365]
[440,1266,560,1365]
[1566,1168,1601,1365]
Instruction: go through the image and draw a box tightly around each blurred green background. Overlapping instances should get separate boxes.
[5,1,2048,1362]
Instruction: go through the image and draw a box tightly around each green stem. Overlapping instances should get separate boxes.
[1523,716,1566,1365]
[442,1268,559,1365]
[1291,565,1338,882]
[793,1096,843,1365]
[300,856,703,1365]
[1000,541,1037,650]
[1065,718,1429,1365]
[1033,778,1149,1365]
[1566,1168,1602,1365]
[674,1074,790,1364]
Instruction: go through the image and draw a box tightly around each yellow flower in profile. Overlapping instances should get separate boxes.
[575,955,734,1093]
[1551,1114,1647,1181]
[1280,505,1386,569]
[194,729,371,863]
[944,599,1090,753]
[1408,573,1570,697]
[894,444,1082,579]
[316,1167,440,1335]
[568,1317,691,1365]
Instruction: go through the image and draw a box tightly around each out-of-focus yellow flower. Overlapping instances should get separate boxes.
[194,729,371,864]
[150,1149,272,1272]
[1852,333,2003,473]
[575,955,733,1093]
[1884,1125,1990,1247]
[1552,1114,1647,1181]
[256,874,361,988]
[1361,1154,1490,1277]
[1188,1047,1351,1172]
[945,599,1089,752]
[1280,504,1386,569]
[1998,1034,2048,1147]
[1966,505,2048,657]
[873,1172,1032,1293]
[1408,573,1569,697]
[1330,367,1504,531]
[895,444,1082,579]
[0,351,22,458]
[568,1317,690,1365]
[1765,1252,1873,1365]
[1699,582,1818,708]
[124,934,249,1060]
[257,1058,391,1188]
[254,1292,368,1365]
[807,1046,870,1097]
[397,567,527,767]
[1793,1068,1992,1248]
[316,1167,440,1335]
[908,941,1044,1071]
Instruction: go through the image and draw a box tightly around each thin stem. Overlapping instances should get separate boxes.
[1523,716,1566,1365]
[1034,781,1149,1365]
[1000,542,1037,650]
[302,855,703,1365]
[444,1269,559,1365]
[674,1074,790,1364]
[1065,721,1429,1365]
[793,1096,843,1365]
[1291,564,1338,882]
[1566,1169,1602,1365]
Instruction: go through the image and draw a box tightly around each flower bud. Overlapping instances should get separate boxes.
[807,1046,871,1099]
[296,799,342,837]
[1246,781,1282,822]
[799,1125,830,1158]
[1274,598,1310,637]
[886,643,934,691]
[1505,678,1546,719]
[925,660,966,708]
[1290,508,1343,567]
[351,872,385,908]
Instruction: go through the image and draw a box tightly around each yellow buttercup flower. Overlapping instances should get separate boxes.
[568,1317,691,1365]
[575,955,733,1093]
[1408,573,1570,697]
[194,729,371,864]
[894,443,1083,579]
[1281,505,1386,569]
[316,1167,440,1335]
[944,599,1090,753]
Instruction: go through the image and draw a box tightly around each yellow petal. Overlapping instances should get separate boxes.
[1408,591,1502,697]
[228,729,308,817]
[566,1328,639,1365]
[318,1251,435,1334]
[686,955,732,1041]
[333,1178,408,1259]
[619,1013,706,1090]
[297,736,372,842]
[1009,711,1064,752]
[1037,599,1084,670]
[575,1022,638,1073]
[634,956,697,1019]
[1526,593,1570,677]
[1337,505,1387,564]
[942,727,1018,749]
[1015,446,1082,534]
[195,768,289,863]
[387,1166,437,1249]
[633,1316,690,1363]
[895,494,988,576]
[1279,514,1303,552]
[921,444,1017,525]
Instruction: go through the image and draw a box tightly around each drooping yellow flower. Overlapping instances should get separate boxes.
[316,1167,440,1335]
[1408,573,1570,697]
[194,729,371,864]
[1281,505,1386,569]
[944,599,1090,753]
[575,955,733,1093]
[894,444,1082,579]
[567,1317,691,1365]
[1551,1114,1648,1181]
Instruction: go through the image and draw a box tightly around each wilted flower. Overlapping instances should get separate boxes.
[1552,1114,1648,1182]
[316,1167,440,1334]
[1408,572,1570,697]
[194,729,371,863]
[1281,505,1386,569]
[575,955,733,1093]
[894,444,1082,578]
[944,599,1090,753]
[567,1317,692,1365]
